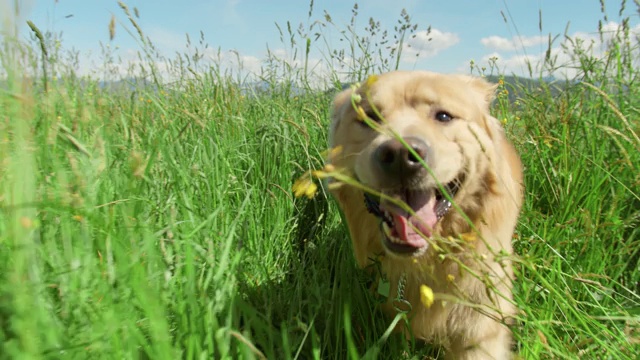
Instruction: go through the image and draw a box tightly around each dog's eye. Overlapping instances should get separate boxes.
[435,111,454,122]
[366,110,382,123]
[358,109,382,127]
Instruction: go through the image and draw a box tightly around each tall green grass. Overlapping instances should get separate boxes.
[1,1,639,359]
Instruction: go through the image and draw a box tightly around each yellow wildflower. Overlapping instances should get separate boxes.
[365,74,379,87]
[446,274,455,282]
[323,163,335,172]
[20,217,33,229]
[321,146,343,161]
[292,175,317,199]
[460,232,477,242]
[420,285,434,308]
[311,170,326,179]
[355,105,367,121]
[312,163,336,179]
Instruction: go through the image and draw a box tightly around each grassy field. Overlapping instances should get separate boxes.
[1,2,639,359]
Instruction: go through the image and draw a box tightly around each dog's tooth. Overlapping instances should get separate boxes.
[383,222,404,244]
[383,210,393,226]
[436,200,452,218]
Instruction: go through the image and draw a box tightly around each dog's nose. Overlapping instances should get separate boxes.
[374,137,430,177]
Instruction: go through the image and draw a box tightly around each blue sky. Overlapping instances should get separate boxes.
[10,0,640,80]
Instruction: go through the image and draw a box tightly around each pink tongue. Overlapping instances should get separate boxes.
[390,197,438,247]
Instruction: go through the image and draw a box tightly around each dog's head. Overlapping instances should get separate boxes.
[329,71,517,261]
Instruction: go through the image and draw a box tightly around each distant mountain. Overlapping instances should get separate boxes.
[0,73,577,103]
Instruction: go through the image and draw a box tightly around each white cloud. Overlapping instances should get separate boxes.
[480,35,547,52]
[214,49,263,75]
[60,44,261,85]
[223,0,244,27]
[472,21,640,79]
[402,29,460,60]
[475,51,539,76]
[258,47,339,87]
[147,27,187,53]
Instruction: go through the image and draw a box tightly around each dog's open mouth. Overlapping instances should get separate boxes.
[365,177,463,255]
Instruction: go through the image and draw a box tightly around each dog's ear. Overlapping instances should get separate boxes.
[466,76,505,140]
[332,185,385,268]
[327,87,384,268]
[326,88,353,189]
[329,88,353,149]
[468,76,499,110]
[468,76,523,197]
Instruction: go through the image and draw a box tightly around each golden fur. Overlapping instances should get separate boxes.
[328,71,523,359]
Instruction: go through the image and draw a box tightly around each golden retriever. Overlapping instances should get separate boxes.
[327,71,523,359]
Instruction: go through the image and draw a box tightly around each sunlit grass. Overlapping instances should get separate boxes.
[1,1,639,359]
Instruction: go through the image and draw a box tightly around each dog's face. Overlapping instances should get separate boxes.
[329,71,507,258]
